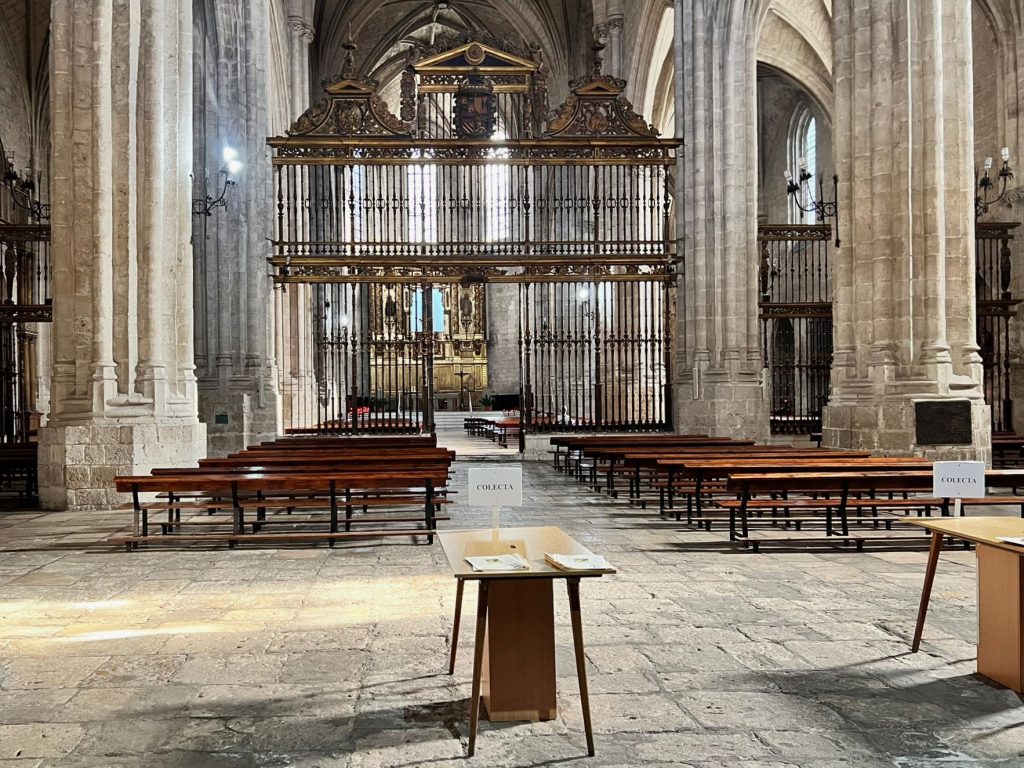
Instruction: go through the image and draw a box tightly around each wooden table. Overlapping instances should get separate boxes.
[437,526,615,756]
[908,516,1024,692]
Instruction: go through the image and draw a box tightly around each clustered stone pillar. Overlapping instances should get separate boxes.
[273,6,319,432]
[822,0,990,460]
[39,0,205,509]
[192,1,280,456]
[672,0,769,439]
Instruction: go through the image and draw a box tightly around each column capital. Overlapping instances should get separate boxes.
[288,15,315,44]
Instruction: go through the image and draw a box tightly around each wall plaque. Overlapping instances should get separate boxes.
[915,400,972,445]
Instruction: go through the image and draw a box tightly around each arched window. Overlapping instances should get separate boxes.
[787,106,818,224]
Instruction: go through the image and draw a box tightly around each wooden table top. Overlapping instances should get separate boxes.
[437,526,617,581]
[905,516,1024,554]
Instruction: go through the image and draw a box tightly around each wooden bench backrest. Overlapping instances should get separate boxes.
[254,436,437,450]
[115,470,449,494]
[206,449,455,465]
[157,458,453,476]
[591,446,866,460]
[726,469,1024,494]
[550,434,713,447]
[674,458,930,478]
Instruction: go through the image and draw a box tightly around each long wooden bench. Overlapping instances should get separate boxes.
[557,436,752,480]
[660,457,932,526]
[592,446,864,500]
[722,469,1024,550]
[254,435,437,449]
[113,469,448,550]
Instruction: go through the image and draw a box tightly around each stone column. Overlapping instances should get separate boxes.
[192,1,280,455]
[271,8,318,433]
[822,0,990,460]
[672,0,769,439]
[39,0,205,509]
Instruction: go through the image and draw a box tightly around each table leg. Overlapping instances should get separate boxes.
[468,580,489,757]
[912,531,944,653]
[566,577,595,757]
[449,578,464,675]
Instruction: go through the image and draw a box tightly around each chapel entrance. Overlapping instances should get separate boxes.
[268,39,678,441]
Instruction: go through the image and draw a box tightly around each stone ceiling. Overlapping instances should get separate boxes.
[313,0,594,91]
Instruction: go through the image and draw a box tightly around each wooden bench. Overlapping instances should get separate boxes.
[992,435,1024,468]
[549,434,714,471]
[660,457,931,526]
[591,445,862,500]
[722,469,1024,550]
[253,435,437,449]
[112,469,449,550]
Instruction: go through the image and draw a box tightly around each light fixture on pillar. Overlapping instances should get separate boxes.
[3,153,49,221]
[784,164,840,247]
[976,147,1014,218]
[192,147,243,217]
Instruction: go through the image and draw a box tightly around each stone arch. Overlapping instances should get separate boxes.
[755,0,832,120]
[626,2,674,137]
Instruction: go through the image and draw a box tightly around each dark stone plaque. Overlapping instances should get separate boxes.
[915,400,972,445]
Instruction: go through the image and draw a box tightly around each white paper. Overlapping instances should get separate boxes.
[996,536,1024,547]
[545,552,613,571]
[465,553,530,572]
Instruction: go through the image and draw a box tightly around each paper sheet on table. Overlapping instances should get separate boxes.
[996,536,1024,547]
[465,553,530,572]
[543,552,614,571]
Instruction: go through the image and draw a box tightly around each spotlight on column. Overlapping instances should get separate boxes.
[192,147,242,217]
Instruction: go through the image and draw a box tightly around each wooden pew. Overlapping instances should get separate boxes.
[558,436,751,479]
[113,469,449,550]
[723,469,1024,550]
[608,447,869,507]
[663,457,930,528]
[251,435,437,450]
[549,434,713,471]
[586,445,858,499]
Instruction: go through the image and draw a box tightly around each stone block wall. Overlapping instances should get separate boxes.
[38,423,206,510]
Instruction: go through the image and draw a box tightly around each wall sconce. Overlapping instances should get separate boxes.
[3,153,49,221]
[976,147,1014,217]
[192,146,243,217]
[578,287,594,322]
[784,165,840,247]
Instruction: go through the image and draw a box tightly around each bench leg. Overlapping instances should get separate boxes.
[467,580,489,757]
[912,531,944,653]
[448,578,464,675]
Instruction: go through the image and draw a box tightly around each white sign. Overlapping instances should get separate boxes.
[933,461,986,499]
[468,466,523,507]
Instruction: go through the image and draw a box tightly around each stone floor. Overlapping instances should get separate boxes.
[1,460,1023,767]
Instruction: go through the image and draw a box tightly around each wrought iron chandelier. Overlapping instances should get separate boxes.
[976,147,1014,218]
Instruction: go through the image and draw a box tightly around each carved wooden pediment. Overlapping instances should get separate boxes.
[288,78,411,138]
[414,41,538,74]
[544,75,659,138]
